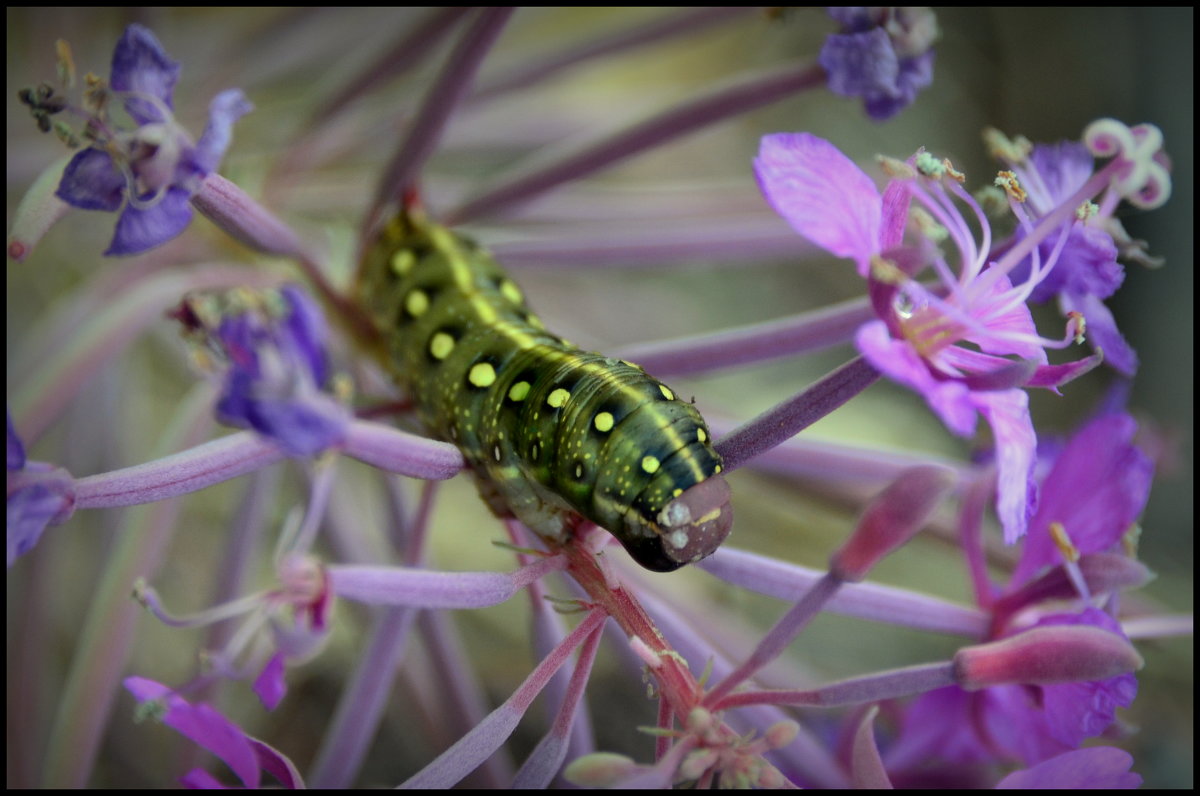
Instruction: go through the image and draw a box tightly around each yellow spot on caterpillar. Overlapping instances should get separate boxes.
[547,388,570,408]
[499,278,523,305]
[430,332,454,360]
[659,384,675,401]
[641,456,660,474]
[574,463,584,478]
[390,250,416,276]
[594,412,614,432]
[493,444,502,462]
[468,362,497,388]
[508,381,530,401]
[714,464,723,474]
[405,289,429,317]
[673,488,683,497]
[697,427,707,443]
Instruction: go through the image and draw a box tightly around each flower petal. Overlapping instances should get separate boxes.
[253,653,288,710]
[106,186,194,255]
[856,321,977,436]
[974,389,1037,543]
[1013,412,1152,584]
[1061,291,1138,376]
[995,747,1141,789]
[125,676,261,789]
[194,89,254,174]
[56,149,126,211]
[754,133,882,274]
[7,412,25,470]
[110,24,181,123]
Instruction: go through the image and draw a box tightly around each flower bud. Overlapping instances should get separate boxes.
[954,625,1143,690]
[831,465,956,581]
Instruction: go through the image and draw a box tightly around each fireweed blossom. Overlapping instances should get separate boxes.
[882,409,1153,779]
[753,123,1169,544]
[984,129,1165,377]
[6,9,1190,790]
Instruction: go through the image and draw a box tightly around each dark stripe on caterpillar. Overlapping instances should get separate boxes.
[358,210,732,571]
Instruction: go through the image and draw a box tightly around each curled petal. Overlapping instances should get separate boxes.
[195,89,254,174]
[1083,119,1171,209]
[110,24,181,122]
[125,677,261,789]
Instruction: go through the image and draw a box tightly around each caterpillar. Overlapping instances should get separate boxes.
[357,210,732,571]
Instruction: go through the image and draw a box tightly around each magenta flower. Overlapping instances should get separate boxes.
[995,138,1141,374]
[891,608,1137,773]
[125,677,304,788]
[54,24,252,255]
[1011,410,1154,586]
[756,133,1062,542]
[753,122,1168,544]
[880,409,1152,778]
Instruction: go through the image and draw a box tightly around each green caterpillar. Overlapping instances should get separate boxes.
[357,210,732,571]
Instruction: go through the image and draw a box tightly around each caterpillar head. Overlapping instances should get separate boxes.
[620,475,733,572]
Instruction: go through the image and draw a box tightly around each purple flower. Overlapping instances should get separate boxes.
[1011,411,1153,586]
[754,133,1091,542]
[994,137,1139,374]
[7,412,75,566]
[125,676,304,788]
[176,284,350,456]
[888,609,1137,772]
[883,410,1150,776]
[54,25,252,255]
[820,8,938,121]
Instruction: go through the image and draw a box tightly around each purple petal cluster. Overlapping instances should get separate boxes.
[197,285,349,456]
[1000,140,1139,374]
[755,133,1059,542]
[7,413,75,566]
[54,25,251,255]
[1012,411,1154,585]
[820,7,937,121]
